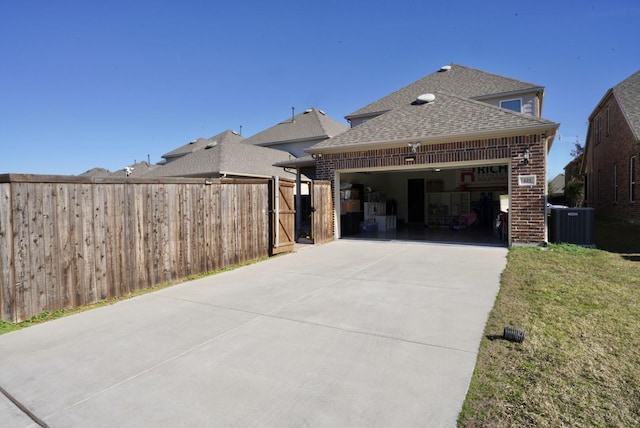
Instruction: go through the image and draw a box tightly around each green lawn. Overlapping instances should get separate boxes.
[459,219,640,427]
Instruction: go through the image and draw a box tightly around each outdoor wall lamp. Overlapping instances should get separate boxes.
[521,148,530,165]
[408,142,421,153]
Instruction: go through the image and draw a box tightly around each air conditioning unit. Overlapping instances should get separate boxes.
[549,207,595,246]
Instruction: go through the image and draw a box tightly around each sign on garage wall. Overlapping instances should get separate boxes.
[459,166,508,188]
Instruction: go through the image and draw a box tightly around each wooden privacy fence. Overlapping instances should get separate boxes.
[0,174,299,322]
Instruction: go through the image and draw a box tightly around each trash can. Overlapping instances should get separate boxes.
[549,207,595,246]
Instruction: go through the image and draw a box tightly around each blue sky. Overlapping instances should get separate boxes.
[1,0,638,178]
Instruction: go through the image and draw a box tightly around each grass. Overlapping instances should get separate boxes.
[0,256,270,336]
[459,218,640,427]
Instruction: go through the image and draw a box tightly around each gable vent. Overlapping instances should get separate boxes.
[414,93,436,104]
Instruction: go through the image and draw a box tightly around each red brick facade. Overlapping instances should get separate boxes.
[584,97,640,223]
[316,133,549,244]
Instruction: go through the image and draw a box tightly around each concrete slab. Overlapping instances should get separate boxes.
[0,240,507,427]
[0,393,36,428]
[47,317,476,427]
[0,295,256,420]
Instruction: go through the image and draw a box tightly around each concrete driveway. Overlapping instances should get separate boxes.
[0,239,507,428]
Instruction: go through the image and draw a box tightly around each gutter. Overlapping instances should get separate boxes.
[309,123,559,156]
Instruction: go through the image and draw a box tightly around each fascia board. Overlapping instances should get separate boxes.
[311,123,559,155]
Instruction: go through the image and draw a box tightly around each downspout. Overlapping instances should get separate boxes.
[544,133,549,243]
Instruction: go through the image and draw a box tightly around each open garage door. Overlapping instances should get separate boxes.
[336,164,509,246]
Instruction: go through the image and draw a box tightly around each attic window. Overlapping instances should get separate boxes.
[500,98,522,113]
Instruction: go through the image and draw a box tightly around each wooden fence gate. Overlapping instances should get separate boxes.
[311,180,334,244]
[270,177,295,254]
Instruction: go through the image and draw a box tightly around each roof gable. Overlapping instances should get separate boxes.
[79,162,159,177]
[243,108,348,146]
[612,70,640,141]
[311,92,558,152]
[161,129,243,161]
[346,64,543,120]
[145,139,297,179]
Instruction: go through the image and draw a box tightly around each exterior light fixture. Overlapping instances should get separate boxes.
[404,155,416,162]
[522,148,530,165]
[408,142,421,153]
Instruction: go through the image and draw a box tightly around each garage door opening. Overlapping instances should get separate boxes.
[337,164,509,246]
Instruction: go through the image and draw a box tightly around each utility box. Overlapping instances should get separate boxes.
[549,207,595,246]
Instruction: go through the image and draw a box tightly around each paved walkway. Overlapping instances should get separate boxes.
[0,240,507,427]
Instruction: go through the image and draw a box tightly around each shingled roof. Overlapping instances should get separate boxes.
[161,129,243,162]
[144,139,298,180]
[311,91,558,153]
[612,69,640,141]
[243,107,348,146]
[79,161,159,177]
[346,64,544,120]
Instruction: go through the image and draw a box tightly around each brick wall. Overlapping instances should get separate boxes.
[585,98,640,223]
[316,133,549,244]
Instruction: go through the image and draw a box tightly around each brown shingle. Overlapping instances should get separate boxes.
[311,92,557,152]
[346,64,543,120]
[613,70,640,141]
[243,107,347,146]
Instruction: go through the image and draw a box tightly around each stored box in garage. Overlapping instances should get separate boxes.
[549,207,595,246]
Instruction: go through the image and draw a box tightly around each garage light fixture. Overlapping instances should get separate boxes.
[404,155,416,162]
[521,148,530,165]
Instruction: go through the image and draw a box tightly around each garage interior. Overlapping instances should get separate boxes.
[337,164,509,246]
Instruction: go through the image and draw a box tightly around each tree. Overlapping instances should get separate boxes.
[570,137,584,159]
[565,177,584,207]
[565,137,585,206]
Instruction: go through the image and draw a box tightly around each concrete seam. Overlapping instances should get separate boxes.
[0,384,50,428]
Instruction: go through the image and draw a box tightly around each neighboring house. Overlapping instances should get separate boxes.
[243,107,348,180]
[308,64,560,245]
[243,107,348,158]
[143,130,298,180]
[79,161,159,178]
[159,129,241,164]
[548,173,565,204]
[79,167,111,177]
[581,70,640,222]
